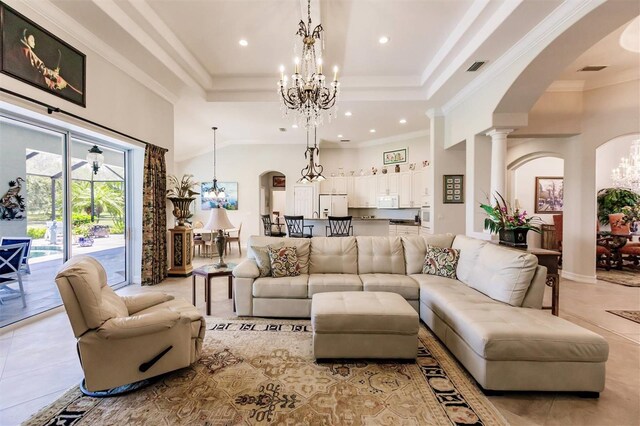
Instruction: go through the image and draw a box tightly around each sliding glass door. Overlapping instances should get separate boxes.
[0,115,129,327]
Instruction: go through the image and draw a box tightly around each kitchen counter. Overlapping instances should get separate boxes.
[303,218,389,236]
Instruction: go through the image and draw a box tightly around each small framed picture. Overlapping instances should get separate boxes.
[383,148,407,165]
[443,174,464,204]
[535,176,563,213]
[272,176,286,188]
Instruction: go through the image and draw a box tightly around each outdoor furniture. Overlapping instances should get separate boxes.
[284,215,314,238]
[261,214,285,237]
[225,222,242,255]
[1,236,32,274]
[326,216,353,237]
[0,243,27,307]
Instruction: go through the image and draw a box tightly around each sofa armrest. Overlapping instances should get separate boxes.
[97,310,181,339]
[233,259,260,279]
[122,292,175,315]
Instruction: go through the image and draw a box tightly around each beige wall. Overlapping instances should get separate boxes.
[511,91,583,138]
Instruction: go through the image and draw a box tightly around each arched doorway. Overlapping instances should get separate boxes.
[258,170,286,234]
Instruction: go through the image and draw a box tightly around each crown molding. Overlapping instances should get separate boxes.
[13,0,178,104]
[90,0,205,95]
[584,67,640,91]
[441,0,606,115]
[546,80,586,92]
[128,0,213,89]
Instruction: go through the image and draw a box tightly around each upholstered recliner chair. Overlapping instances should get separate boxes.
[55,256,205,394]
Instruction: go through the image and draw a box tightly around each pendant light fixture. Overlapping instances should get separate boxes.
[205,126,226,199]
[297,121,326,183]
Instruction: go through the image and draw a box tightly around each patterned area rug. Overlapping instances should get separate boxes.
[607,310,640,324]
[597,269,640,287]
[24,318,507,426]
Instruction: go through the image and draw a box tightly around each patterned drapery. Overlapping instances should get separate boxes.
[142,144,168,285]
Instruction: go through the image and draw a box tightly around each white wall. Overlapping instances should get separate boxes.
[596,134,639,191]
[513,157,564,248]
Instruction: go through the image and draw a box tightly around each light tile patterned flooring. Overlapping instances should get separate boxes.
[0,253,638,426]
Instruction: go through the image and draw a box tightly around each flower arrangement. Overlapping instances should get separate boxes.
[621,205,640,233]
[480,193,542,234]
[166,174,199,198]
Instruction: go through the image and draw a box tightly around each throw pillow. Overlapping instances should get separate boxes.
[268,246,301,278]
[422,245,460,279]
[251,242,284,277]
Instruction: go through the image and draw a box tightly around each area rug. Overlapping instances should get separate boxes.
[24,318,507,426]
[606,310,640,324]
[597,269,640,287]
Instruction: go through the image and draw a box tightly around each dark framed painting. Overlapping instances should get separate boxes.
[443,174,464,204]
[535,176,563,214]
[272,176,285,188]
[201,182,238,211]
[0,3,86,107]
[383,148,407,165]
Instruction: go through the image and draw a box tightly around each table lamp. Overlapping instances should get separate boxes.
[204,207,235,268]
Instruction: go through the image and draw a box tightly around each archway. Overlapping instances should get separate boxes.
[258,170,286,234]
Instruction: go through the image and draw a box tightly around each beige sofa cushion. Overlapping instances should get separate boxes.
[415,275,608,363]
[467,243,538,306]
[312,292,418,335]
[360,274,419,299]
[248,236,310,274]
[402,234,455,274]
[310,237,357,274]
[308,274,362,297]
[357,236,405,274]
[63,260,128,328]
[252,275,309,299]
[451,235,487,284]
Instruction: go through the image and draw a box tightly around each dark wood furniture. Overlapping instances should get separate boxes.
[527,248,562,316]
[261,214,286,237]
[284,215,314,238]
[541,224,558,250]
[191,263,236,315]
[326,216,353,237]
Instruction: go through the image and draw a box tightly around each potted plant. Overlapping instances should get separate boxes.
[480,193,542,248]
[621,204,640,233]
[75,223,95,247]
[597,188,640,225]
[167,174,200,227]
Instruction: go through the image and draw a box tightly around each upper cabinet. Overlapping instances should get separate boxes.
[377,173,399,196]
[320,176,348,194]
[411,170,428,206]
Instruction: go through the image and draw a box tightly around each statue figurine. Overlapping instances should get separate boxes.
[395,164,400,173]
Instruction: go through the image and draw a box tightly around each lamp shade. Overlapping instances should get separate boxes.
[204,207,234,230]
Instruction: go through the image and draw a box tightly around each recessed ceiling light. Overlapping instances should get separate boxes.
[337,134,343,138]
[378,36,390,44]
[292,124,298,129]
[399,119,407,124]
[239,39,248,47]
[344,111,352,117]
[370,129,376,133]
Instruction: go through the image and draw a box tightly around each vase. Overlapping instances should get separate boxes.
[631,222,639,234]
[168,197,195,227]
[499,228,529,248]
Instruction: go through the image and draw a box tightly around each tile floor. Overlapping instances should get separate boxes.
[0,253,638,426]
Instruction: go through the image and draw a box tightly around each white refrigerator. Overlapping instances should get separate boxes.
[319,194,348,218]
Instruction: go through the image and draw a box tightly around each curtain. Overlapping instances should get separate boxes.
[142,144,168,285]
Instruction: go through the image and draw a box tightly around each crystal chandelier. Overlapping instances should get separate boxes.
[206,127,226,199]
[611,139,640,193]
[278,0,339,127]
[298,122,326,183]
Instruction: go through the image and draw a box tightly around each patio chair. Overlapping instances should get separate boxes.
[1,236,32,274]
[0,243,27,307]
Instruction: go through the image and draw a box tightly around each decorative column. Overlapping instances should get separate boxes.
[486,129,513,202]
[168,226,193,277]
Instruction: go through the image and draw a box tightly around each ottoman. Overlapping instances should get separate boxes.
[311,291,419,359]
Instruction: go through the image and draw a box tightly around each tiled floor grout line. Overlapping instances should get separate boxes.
[0,335,13,381]
[564,311,640,345]
[0,387,67,412]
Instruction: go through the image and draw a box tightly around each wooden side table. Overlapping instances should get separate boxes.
[524,248,561,316]
[192,263,236,315]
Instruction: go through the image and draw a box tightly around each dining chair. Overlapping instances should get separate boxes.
[609,213,640,266]
[0,243,27,307]
[284,215,314,238]
[202,232,214,258]
[1,237,32,274]
[226,222,242,255]
[261,214,286,237]
[326,216,353,237]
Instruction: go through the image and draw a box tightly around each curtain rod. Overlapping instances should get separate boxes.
[0,87,167,152]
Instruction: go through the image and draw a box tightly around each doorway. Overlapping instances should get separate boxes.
[258,171,286,234]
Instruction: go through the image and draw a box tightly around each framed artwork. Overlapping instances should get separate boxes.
[535,177,563,214]
[272,176,285,188]
[383,148,407,165]
[443,174,464,204]
[201,182,238,211]
[0,3,86,106]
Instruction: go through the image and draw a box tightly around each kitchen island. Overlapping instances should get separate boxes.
[302,218,390,236]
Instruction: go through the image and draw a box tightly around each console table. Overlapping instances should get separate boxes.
[525,248,561,316]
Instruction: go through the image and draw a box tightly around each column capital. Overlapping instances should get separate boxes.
[485,128,514,138]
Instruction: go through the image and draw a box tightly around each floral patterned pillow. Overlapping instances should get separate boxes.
[251,243,284,277]
[422,245,460,279]
[268,246,301,278]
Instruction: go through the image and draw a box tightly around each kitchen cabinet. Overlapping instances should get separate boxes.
[376,173,399,196]
[411,170,427,207]
[388,224,420,236]
[320,176,348,194]
[399,172,412,208]
[352,175,376,207]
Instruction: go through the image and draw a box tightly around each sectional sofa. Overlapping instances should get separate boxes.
[233,234,609,394]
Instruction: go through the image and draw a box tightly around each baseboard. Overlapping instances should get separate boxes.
[561,270,597,284]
